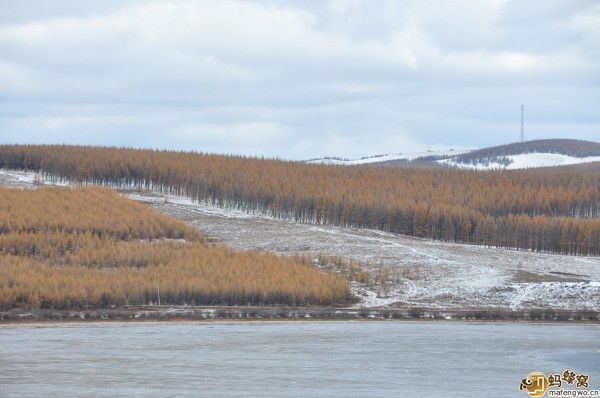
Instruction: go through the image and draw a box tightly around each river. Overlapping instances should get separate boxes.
[0,321,598,397]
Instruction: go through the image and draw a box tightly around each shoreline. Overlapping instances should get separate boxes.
[2,306,599,325]
[3,319,600,328]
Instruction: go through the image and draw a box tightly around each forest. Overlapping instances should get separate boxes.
[0,187,352,309]
[1,144,599,255]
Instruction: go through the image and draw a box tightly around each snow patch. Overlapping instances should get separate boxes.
[440,153,600,170]
[307,149,471,165]
[506,282,600,310]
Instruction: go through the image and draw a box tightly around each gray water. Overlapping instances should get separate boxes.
[0,321,598,397]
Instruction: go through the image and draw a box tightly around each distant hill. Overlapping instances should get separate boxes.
[306,149,470,166]
[440,139,600,170]
[306,139,600,170]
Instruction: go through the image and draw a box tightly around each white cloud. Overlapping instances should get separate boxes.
[175,121,287,145]
[0,0,598,158]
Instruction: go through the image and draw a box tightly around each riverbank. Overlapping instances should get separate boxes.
[2,306,599,324]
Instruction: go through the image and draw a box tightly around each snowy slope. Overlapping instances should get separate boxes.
[307,139,600,170]
[439,153,600,170]
[306,149,470,165]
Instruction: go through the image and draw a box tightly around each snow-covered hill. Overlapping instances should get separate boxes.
[439,139,600,170]
[439,153,600,170]
[307,139,600,170]
[306,149,470,165]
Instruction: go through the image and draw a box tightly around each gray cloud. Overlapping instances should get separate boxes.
[0,0,598,159]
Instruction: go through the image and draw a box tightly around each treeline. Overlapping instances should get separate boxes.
[1,144,599,255]
[0,187,352,309]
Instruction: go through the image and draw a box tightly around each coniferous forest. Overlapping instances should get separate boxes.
[0,187,352,309]
[1,144,599,255]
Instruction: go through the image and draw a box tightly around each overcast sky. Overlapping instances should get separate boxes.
[1,0,599,159]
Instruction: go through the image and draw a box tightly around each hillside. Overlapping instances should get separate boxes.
[307,139,600,169]
[306,149,469,166]
[3,169,600,313]
[439,139,600,169]
[1,144,599,255]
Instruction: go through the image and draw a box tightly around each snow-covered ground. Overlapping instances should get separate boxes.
[131,190,600,311]
[2,169,599,311]
[439,153,600,170]
[306,149,470,165]
[306,150,600,170]
[0,169,70,187]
